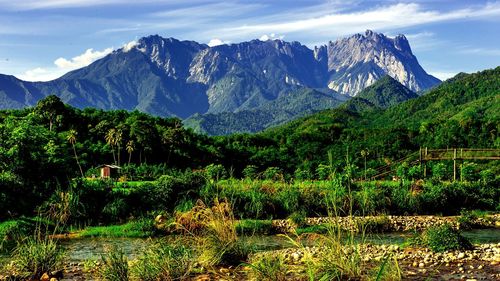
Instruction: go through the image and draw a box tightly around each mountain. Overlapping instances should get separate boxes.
[319,30,440,96]
[0,31,439,120]
[185,76,416,135]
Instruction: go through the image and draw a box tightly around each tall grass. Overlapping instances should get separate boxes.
[99,246,129,281]
[10,237,64,279]
[132,239,193,281]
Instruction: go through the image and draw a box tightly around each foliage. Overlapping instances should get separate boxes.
[79,220,157,238]
[247,254,289,281]
[421,224,473,252]
[10,237,64,279]
[99,246,129,281]
[132,240,193,281]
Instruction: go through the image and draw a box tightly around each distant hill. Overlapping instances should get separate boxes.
[186,76,416,135]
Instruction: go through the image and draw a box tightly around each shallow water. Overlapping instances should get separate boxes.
[1,228,498,264]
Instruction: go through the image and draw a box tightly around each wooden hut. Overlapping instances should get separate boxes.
[99,164,121,179]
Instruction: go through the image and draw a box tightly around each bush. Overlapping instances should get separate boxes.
[132,240,193,281]
[263,167,282,181]
[288,210,307,228]
[242,165,258,179]
[424,224,472,252]
[0,219,37,253]
[205,164,227,182]
[316,164,333,180]
[11,237,64,279]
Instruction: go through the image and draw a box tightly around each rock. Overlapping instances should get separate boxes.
[419,262,425,268]
[50,278,58,281]
[291,252,300,261]
[458,252,466,259]
[41,273,51,281]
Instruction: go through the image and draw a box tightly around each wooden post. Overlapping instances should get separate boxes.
[453,148,457,181]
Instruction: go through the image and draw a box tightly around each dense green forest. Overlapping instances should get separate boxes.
[0,67,498,220]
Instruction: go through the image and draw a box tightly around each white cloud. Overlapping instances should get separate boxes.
[54,48,113,69]
[207,38,230,47]
[18,67,66,82]
[259,33,284,41]
[19,47,113,81]
[219,2,500,41]
[122,40,139,52]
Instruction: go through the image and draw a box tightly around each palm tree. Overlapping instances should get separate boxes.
[126,140,134,165]
[115,129,123,166]
[360,149,370,180]
[67,129,84,177]
[105,128,117,164]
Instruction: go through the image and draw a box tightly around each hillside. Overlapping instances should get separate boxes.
[248,67,499,171]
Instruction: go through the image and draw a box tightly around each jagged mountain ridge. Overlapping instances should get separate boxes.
[0,30,439,118]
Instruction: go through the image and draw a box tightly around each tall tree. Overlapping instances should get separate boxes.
[34,95,66,131]
[126,140,134,165]
[105,128,117,164]
[67,129,84,177]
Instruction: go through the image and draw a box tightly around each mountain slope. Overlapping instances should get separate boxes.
[0,31,440,120]
[184,88,347,135]
[257,67,499,171]
[341,75,418,112]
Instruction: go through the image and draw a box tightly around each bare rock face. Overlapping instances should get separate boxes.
[324,30,440,96]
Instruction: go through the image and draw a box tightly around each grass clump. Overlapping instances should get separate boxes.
[132,240,193,281]
[99,246,129,281]
[10,237,64,279]
[246,254,289,281]
[79,219,156,238]
[372,255,402,281]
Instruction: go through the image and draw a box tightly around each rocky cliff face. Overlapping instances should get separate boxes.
[322,30,440,96]
[0,31,439,117]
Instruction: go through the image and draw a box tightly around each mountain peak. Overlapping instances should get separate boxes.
[327,30,439,96]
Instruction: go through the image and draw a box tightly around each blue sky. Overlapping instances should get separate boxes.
[0,0,498,81]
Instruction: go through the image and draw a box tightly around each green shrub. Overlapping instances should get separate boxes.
[242,165,258,179]
[424,224,472,252]
[288,210,307,227]
[205,164,227,181]
[316,164,333,180]
[0,219,36,253]
[294,167,313,180]
[99,246,129,281]
[263,167,282,181]
[460,162,478,182]
[247,254,289,281]
[132,241,193,281]
[11,237,64,279]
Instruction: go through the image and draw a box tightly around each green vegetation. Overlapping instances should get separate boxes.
[9,237,64,279]
[78,220,157,238]
[99,246,130,281]
[409,224,473,252]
